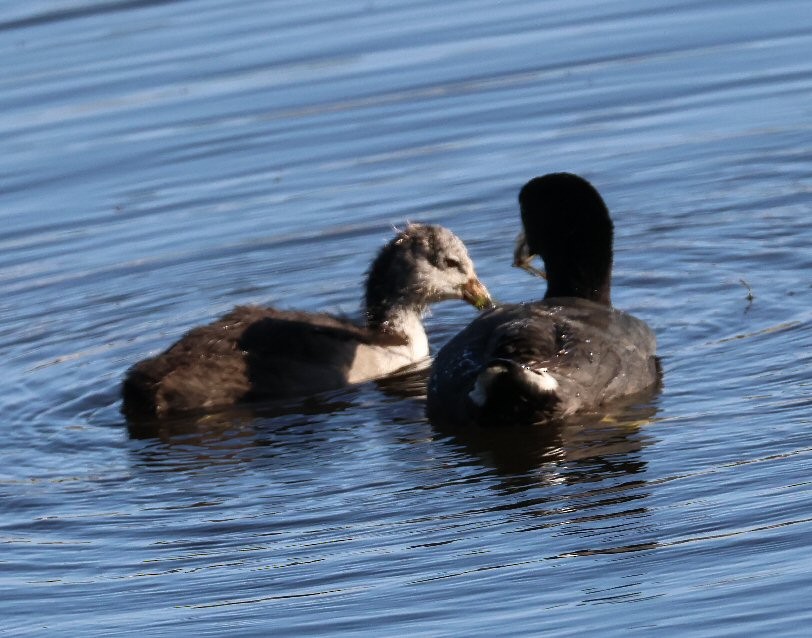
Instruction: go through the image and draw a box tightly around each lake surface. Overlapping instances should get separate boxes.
[2,0,811,635]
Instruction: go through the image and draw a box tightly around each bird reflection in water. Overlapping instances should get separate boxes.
[126,363,661,511]
[426,382,664,568]
[125,387,361,474]
[429,395,660,488]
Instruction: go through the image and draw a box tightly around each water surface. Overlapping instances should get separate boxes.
[2,0,811,635]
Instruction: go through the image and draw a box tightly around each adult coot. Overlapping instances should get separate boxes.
[427,173,658,426]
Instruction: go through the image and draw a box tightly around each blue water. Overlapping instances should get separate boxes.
[2,1,811,635]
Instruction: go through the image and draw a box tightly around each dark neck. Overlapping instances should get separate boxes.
[364,234,426,333]
[543,263,612,305]
[541,247,613,305]
[364,262,426,334]
[364,296,425,334]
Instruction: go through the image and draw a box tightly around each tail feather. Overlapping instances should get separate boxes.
[468,359,560,425]
[121,367,162,420]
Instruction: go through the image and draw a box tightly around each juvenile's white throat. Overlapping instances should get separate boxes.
[383,307,429,359]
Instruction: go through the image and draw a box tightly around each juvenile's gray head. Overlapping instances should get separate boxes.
[365,223,491,329]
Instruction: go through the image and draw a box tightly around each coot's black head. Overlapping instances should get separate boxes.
[518,172,614,305]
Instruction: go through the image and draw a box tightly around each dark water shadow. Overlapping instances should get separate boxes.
[429,388,662,491]
[373,362,430,399]
[125,387,360,442]
[429,393,664,558]
[124,357,433,443]
[123,386,366,473]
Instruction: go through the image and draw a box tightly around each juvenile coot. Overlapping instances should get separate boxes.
[123,223,491,419]
[427,173,658,426]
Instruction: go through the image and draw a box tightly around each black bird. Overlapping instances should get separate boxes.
[427,173,658,426]
[123,223,491,419]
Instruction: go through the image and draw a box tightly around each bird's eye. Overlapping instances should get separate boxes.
[443,257,464,272]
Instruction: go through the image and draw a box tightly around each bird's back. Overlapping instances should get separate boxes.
[122,305,409,419]
[427,298,658,426]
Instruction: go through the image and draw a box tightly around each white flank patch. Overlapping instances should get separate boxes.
[468,364,558,407]
[468,366,501,406]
